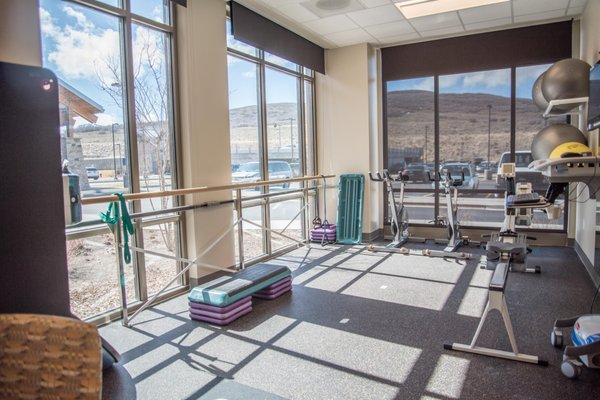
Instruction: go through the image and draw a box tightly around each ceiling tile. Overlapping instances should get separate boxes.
[325,28,376,46]
[513,0,569,16]
[276,3,320,22]
[347,4,405,26]
[303,14,359,35]
[567,6,585,16]
[465,16,511,31]
[363,20,415,37]
[300,0,364,18]
[357,0,391,7]
[418,25,464,38]
[410,11,462,31]
[378,31,420,44]
[458,2,512,24]
[514,8,566,23]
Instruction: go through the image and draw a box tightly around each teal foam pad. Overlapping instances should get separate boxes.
[336,174,364,244]
[188,263,291,307]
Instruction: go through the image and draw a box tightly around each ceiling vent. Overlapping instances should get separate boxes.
[315,0,351,10]
[301,0,364,18]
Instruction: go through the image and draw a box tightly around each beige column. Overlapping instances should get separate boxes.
[177,0,236,284]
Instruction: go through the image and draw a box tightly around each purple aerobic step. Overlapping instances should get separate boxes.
[253,283,292,300]
[190,302,252,320]
[255,279,292,295]
[188,296,252,314]
[189,305,252,326]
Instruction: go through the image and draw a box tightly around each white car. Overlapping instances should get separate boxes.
[232,161,292,189]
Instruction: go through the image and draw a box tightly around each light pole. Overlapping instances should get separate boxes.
[111,123,118,180]
[424,125,428,164]
[274,123,281,149]
[289,117,294,160]
[487,105,492,165]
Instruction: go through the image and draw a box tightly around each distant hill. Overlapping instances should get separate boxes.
[386,90,563,163]
[228,102,298,128]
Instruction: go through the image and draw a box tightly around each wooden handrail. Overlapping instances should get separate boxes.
[81,174,335,205]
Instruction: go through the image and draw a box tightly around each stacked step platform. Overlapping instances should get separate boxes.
[188,263,292,325]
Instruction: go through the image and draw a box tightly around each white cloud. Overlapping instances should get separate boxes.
[516,64,550,86]
[413,78,434,91]
[242,70,256,79]
[462,69,510,89]
[42,5,120,82]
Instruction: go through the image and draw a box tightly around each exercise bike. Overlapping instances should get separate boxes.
[429,170,478,253]
[367,170,471,260]
[369,170,425,248]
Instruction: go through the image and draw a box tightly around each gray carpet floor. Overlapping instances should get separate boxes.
[101,244,600,400]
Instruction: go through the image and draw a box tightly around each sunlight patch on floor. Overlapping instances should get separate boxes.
[457,286,488,318]
[273,321,422,384]
[342,273,455,310]
[425,354,470,399]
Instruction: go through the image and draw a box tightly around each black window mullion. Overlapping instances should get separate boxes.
[510,66,516,163]
[434,75,440,222]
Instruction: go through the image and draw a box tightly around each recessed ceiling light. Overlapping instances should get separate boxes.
[395,0,510,19]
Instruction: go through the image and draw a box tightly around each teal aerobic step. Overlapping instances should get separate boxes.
[336,174,364,245]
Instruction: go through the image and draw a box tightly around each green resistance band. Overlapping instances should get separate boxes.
[100,193,135,264]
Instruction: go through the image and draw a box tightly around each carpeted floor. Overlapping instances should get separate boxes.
[100,244,600,400]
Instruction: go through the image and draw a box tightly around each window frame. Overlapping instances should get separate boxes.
[383,65,569,233]
[53,0,186,320]
[227,27,317,260]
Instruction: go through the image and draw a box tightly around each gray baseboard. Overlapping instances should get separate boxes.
[574,241,600,288]
[362,229,383,243]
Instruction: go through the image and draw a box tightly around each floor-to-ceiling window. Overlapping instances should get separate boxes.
[226,20,316,261]
[40,0,182,320]
[384,67,569,231]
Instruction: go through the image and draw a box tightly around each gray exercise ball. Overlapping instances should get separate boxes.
[532,72,562,115]
[541,59,591,112]
[531,123,588,161]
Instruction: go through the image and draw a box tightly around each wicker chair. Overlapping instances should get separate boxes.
[0,314,102,399]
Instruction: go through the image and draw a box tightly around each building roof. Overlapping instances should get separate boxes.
[58,79,105,124]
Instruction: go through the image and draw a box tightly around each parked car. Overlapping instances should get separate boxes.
[496,151,548,193]
[434,162,479,190]
[232,161,293,189]
[476,161,497,173]
[404,163,430,183]
[86,167,100,180]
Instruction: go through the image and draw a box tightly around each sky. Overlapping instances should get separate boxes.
[39,0,299,128]
[387,64,551,99]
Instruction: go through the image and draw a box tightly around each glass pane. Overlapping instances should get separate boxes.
[386,77,435,189]
[228,55,262,197]
[516,64,567,230]
[304,80,315,177]
[265,51,299,71]
[130,0,169,24]
[66,234,136,319]
[132,24,176,212]
[235,206,266,262]
[144,222,180,296]
[226,20,258,57]
[437,192,504,229]
[439,69,510,190]
[265,67,300,192]
[270,198,304,251]
[40,0,130,222]
[402,192,434,224]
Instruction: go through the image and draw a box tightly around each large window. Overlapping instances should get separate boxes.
[227,20,316,261]
[40,0,181,319]
[385,66,569,231]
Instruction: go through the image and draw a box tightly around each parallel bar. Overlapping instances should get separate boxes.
[82,174,335,205]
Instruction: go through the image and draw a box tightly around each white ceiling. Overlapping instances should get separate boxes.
[234,0,589,49]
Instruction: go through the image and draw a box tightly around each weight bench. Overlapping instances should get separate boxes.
[188,263,292,325]
[445,236,547,365]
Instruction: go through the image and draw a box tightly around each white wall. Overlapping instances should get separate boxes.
[0,0,42,66]
[575,0,600,264]
[177,0,236,282]
[316,43,382,236]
